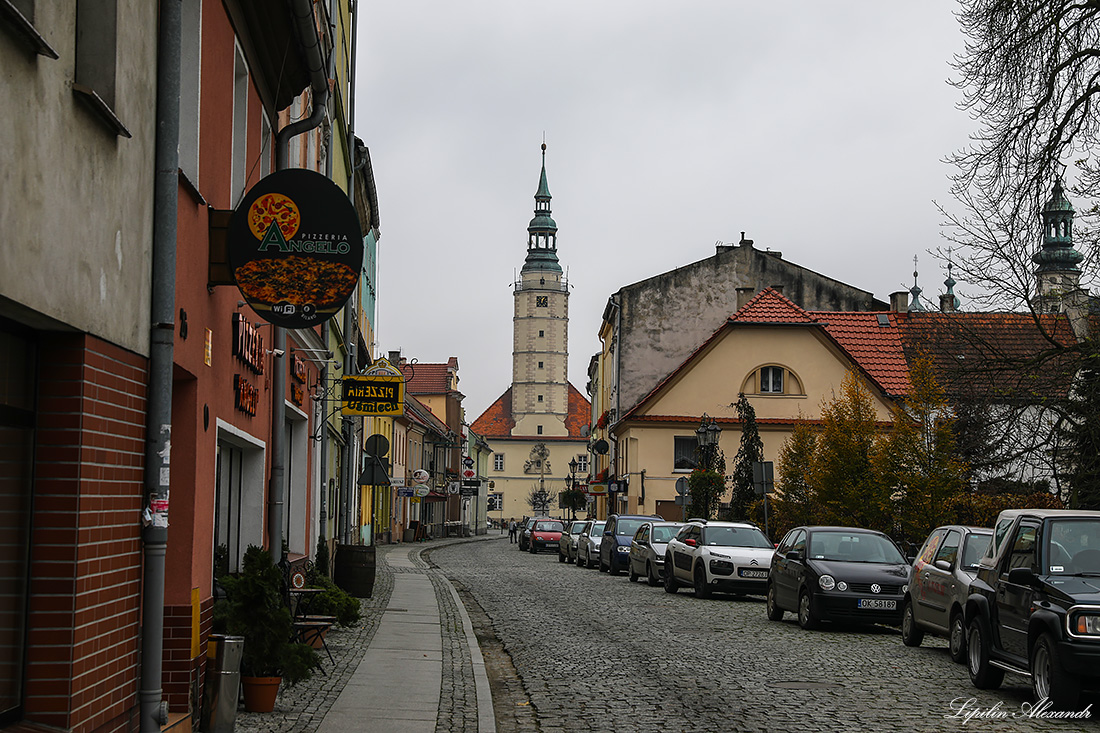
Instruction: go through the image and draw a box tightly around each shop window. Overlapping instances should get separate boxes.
[213,429,265,581]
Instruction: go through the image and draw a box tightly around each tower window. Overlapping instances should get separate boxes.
[538,361,544,369]
[538,330,544,338]
[537,425,543,435]
[538,395,543,402]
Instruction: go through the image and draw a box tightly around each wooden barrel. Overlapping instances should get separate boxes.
[333,544,375,598]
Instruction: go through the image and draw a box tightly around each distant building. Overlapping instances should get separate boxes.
[472,146,591,521]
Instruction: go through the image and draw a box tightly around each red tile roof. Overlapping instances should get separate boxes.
[398,361,461,397]
[730,288,816,323]
[810,311,912,395]
[470,384,592,440]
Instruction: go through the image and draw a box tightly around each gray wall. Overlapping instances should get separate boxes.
[0,1,158,354]
[612,241,884,414]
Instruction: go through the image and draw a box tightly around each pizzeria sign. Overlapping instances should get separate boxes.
[341,358,405,416]
[228,169,364,329]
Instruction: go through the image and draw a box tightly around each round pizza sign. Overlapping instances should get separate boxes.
[228,169,363,328]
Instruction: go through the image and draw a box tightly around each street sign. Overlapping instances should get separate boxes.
[462,468,475,479]
[414,487,430,498]
[462,456,474,469]
[364,433,389,458]
[675,477,689,496]
[752,461,774,496]
[397,487,414,497]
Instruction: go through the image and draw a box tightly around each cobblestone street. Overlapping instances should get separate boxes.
[430,537,1098,733]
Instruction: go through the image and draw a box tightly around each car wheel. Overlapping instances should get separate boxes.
[646,562,661,587]
[966,618,1004,689]
[576,550,586,568]
[901,599,924,647]
[609,556,621,576]
[558,549,565,563]
[663,558,678,594]
[599,552,609,572]
[948,611,967,664]
[1032,632,1080,709]
[694,565,711,599]
[766,582,784,621]
[628,562,639,582]
[797,589,820,630]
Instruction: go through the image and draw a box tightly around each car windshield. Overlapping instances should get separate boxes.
[961,533,992,570]
[1047,519,1100,574]
[651,526,679,543]
[703,526,772,548]
[535,521,563,532]
[808,531,905,563]
[616,519,646,536]
[588,522,605,535]
[569,521,587,534]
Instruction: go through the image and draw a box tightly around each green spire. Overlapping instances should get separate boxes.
[1033,178,1082,273]
[523,142,561,273]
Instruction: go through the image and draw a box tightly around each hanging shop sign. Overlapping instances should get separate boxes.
[341,357,405,416]
[228,169,363,328]
[587,482,608,495]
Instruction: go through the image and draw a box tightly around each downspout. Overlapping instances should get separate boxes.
[272,0,329,562]
[318,0,336,556]
[139,0,180,729]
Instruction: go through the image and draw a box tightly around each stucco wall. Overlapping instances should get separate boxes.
[487,438,590,521]
[614,243,882,415]
[0,2,157,355]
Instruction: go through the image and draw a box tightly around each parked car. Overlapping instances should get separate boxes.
[576,520,605,568]
[600,514,661,575]
[528,519,565,554]
[559,520,588,563]
[964,509,1100,709]
[518,517,548,552]
[901,525,992,662]
[767,526,909,629]
[663,520,773,598]
[628,521,683,586]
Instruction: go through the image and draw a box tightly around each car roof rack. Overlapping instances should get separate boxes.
[686,518,707,524]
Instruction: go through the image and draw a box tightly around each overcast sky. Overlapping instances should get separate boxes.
[356,2,976,422]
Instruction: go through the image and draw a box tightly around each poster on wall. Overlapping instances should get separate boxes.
[228,169,363,328]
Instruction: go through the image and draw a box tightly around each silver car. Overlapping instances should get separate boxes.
[575,520,605,568]
[901,524,993,663]
[628,521,683,586]
[558,519,589,563]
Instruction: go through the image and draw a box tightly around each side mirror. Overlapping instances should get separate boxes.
[1008,566,1039,587]
[933,559,951,571]
[785,550,802,561]
[686,539,697,547]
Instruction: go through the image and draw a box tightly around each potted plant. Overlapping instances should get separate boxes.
[216,545,317,712]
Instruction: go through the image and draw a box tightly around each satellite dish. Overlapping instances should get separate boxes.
[593,439,609,455]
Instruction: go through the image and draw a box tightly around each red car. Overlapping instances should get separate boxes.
[528,519,565,554]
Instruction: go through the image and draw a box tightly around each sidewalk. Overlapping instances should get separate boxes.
[233,534,502,733]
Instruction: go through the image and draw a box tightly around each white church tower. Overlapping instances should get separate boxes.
[512,143,570,438]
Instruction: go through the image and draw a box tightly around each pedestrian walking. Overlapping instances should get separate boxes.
[508,518,518,543]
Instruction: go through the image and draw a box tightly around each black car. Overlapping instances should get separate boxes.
[599,514,660,575]
[767,526,910,630]
[965,509,1100,709]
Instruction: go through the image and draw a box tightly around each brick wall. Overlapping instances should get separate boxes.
[25,334,145,733]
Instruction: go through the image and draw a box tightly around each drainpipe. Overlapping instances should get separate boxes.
[271,0,330,563]
[139,0,180,730]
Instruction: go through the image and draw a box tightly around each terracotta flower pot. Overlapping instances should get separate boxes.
[241,675,281,713]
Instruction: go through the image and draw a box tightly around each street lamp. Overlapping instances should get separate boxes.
[564,458,580,520]
[695,413,722,471]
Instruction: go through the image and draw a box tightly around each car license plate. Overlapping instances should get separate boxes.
[857,599,896,610]
[738,568,768,579]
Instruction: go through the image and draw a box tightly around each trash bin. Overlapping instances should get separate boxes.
[333,544,376,598]
[200,634,244,733]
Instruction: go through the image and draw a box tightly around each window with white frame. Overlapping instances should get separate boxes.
[493,454,504,471]
[575,454,589,474]
[760,366,784,394]
[230,45,249,206]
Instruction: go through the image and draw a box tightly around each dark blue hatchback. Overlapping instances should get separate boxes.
[599,515,660,575]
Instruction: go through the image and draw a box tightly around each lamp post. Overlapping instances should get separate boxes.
[695,413,722,472]
[564,458,579,520]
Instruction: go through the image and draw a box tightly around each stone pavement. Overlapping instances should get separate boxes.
[233,535,500,733]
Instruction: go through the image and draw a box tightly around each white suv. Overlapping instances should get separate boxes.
[664,520,774,598]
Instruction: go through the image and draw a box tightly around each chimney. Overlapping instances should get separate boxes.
[889,291,909,312]
[736,287,755,310]
[739,231,754,248]
[771,284,783,295]
[939,293,957,313]
[388,349,402,365]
